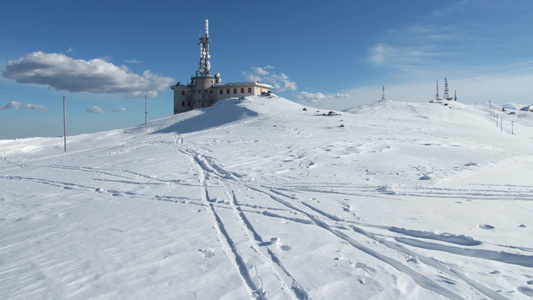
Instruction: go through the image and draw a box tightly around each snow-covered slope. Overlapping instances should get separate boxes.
[1,96,532,299]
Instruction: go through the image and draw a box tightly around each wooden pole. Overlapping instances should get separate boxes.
[63,95,67,152]
[145,94,147,125]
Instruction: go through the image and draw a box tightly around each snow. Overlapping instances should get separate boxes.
[1,95,533,299]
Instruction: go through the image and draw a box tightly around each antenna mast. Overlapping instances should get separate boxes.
[444,77,451,100]
[435,80,441,101]
[381,86,386,101]
[196,18,211,77]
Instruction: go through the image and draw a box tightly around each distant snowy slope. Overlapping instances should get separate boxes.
[1,95,532,299]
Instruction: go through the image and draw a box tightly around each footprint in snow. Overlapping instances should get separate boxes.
[478,224,495,230]
[198,248,215,258]
[269,237,292,251]
[407,257,419,264]
[518,286,533,297]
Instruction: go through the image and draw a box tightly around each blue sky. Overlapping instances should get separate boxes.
[1,0,533,139]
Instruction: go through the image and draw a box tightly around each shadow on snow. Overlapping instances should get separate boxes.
[152,102,259,135]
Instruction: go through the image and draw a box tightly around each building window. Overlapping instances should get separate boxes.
[182,101,185,107]
[241,88,244,93]
[198,89,201,94]
[187,101,191,106]
[227,89,230,94]
[234,88,237,94]
[210,90,213,94]
[220,89,223,95]
[260,89,263,94]
[181,90,185,96]
[248,87,252,93]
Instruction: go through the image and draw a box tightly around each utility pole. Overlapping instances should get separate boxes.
[63,95,67,152]
[145,94,148,125]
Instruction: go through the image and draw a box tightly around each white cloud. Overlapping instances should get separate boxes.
[335,93,350,98]
[87,106,127,113]
[296,91,326,102]
[368,44,398,66]
[87,105,105,114]
[0,100,48,111]
[2,52,174,97]
[0,101,21,110]
[125,59,142,64]
[252,66,269,75]
[109,107,127,112]
[367,43,447,68]
[243,66,297,92]
[295,91,361,109]
[23,103,48,111]
[244,73,262,83]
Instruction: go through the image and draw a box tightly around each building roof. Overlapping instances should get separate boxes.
[171,81,273,90]
[212,81,273,89]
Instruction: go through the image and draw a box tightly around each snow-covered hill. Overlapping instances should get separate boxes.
[1,95,532,299]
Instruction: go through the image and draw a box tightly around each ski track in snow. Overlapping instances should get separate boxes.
[179,148,525,300]
[186,149,309,300]
[2,143,531,299]
[2,145,531,299]
[2,97,533,299]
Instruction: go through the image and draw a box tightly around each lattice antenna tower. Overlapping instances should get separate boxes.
[381,86,386,101]
[435,80,441,101]
[444,77,452,100]
[196,18,211,77]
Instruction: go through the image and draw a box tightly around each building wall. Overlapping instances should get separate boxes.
[191,77,216,109]
[172,86,192,114]
[172,81,272,114]
[214,83,272,101]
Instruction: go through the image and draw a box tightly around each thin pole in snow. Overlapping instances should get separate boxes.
[511,121,514,135]
[63,95,67,152]
[145,94,147,125]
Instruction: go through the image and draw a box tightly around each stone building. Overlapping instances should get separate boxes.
[170,19,272,114]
